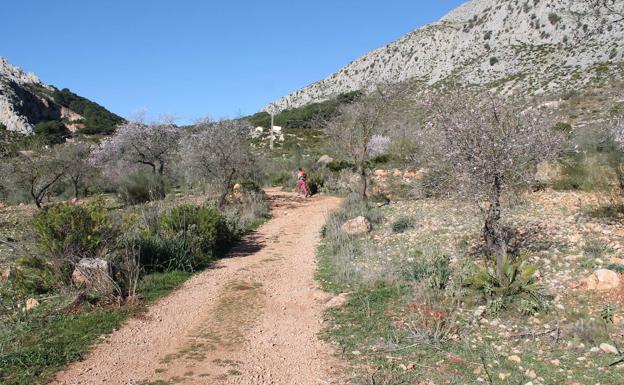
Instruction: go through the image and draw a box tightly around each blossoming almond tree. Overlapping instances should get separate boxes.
[91,120,181,179]
[179,119,252,208]
[426,91,565,279]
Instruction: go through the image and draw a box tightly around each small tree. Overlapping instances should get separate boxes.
[426,91,564,279]
[59,141,98,199]
[11,148,67,209]
[325,88,398,199]
[180,119,252,208]
[91,120,181,177]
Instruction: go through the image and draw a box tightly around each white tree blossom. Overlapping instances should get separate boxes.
[367,135,391,158]
[179,119,252,207]
[91,121,181,179]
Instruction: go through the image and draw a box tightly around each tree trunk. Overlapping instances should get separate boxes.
[218,168,237,209]
[360,165,368,200]
[482,176,507,281]
[72,178,80,199]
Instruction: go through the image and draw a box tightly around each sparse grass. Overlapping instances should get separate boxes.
[317,191,624,383]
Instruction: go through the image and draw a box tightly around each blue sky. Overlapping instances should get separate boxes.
[1,0,465,124]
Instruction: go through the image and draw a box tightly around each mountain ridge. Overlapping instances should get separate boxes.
[0,57,123,135]
[264,0,624,112]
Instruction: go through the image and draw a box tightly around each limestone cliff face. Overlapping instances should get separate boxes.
[265,0,624,112]
[0,58,83,134]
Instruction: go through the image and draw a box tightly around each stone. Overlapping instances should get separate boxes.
[525,369,536,379]
[508,355,521,363]
[341,216,372,236]
[580,269,621,291]
[25,298,39,311]
[72,258,114,295]
[317,155,334,165]
[600,343,619,355]
[373,169,388,177]
[325,293,349,309]
[1,268,15,282]
[473,306,486,318]
[233,183,242,191]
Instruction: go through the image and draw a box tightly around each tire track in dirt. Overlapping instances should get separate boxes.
[52,189,343,385]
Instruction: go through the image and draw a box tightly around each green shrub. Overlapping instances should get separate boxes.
[404,254,451,290]
[34,120,71,144]
[269,171,292,188]
[12,256,60,295]
[33,197,113,270]
[140,205,232,272]
[52,88,124,135]
[465,257,549,315]
[307,172,325,196]
[327,160,354,173]
[117,172,167,205]
[429,255,452,290]
[606,264,624,273]
[392,216,415,233]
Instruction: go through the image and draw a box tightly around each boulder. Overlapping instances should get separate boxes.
[317,155,334,165]
[72,258,114,295]
[25,298,39,311]
[580,269,621,291]
[373,169,389,177]
[341,216,372,236]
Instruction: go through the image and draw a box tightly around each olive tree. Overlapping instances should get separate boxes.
[425,91,564,279]
[179,119,252,208]
[91,120,181,178]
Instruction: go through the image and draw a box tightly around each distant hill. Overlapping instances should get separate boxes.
[265,0,624,112]
[0,57,123,136]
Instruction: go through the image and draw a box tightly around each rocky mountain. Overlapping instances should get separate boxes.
[0,57,123,135]
[266,0,624,112]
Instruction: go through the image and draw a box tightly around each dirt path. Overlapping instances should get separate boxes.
[52,189,343,385]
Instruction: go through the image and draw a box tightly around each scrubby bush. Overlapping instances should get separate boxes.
[11,256,60,295]
[34,120,71,144]
[139,204,232,272]
[117,171,167,205]
[33,197,114,272]
[404,254,451,290]
[392,216,415,233]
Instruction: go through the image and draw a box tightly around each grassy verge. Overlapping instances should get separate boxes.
[0,271,192,385]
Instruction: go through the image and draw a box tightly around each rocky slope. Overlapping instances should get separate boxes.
[266,0,624,112]
[0,57,121,135]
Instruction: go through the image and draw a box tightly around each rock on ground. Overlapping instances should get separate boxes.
[580,269,621,291]
[341,216,372,235]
